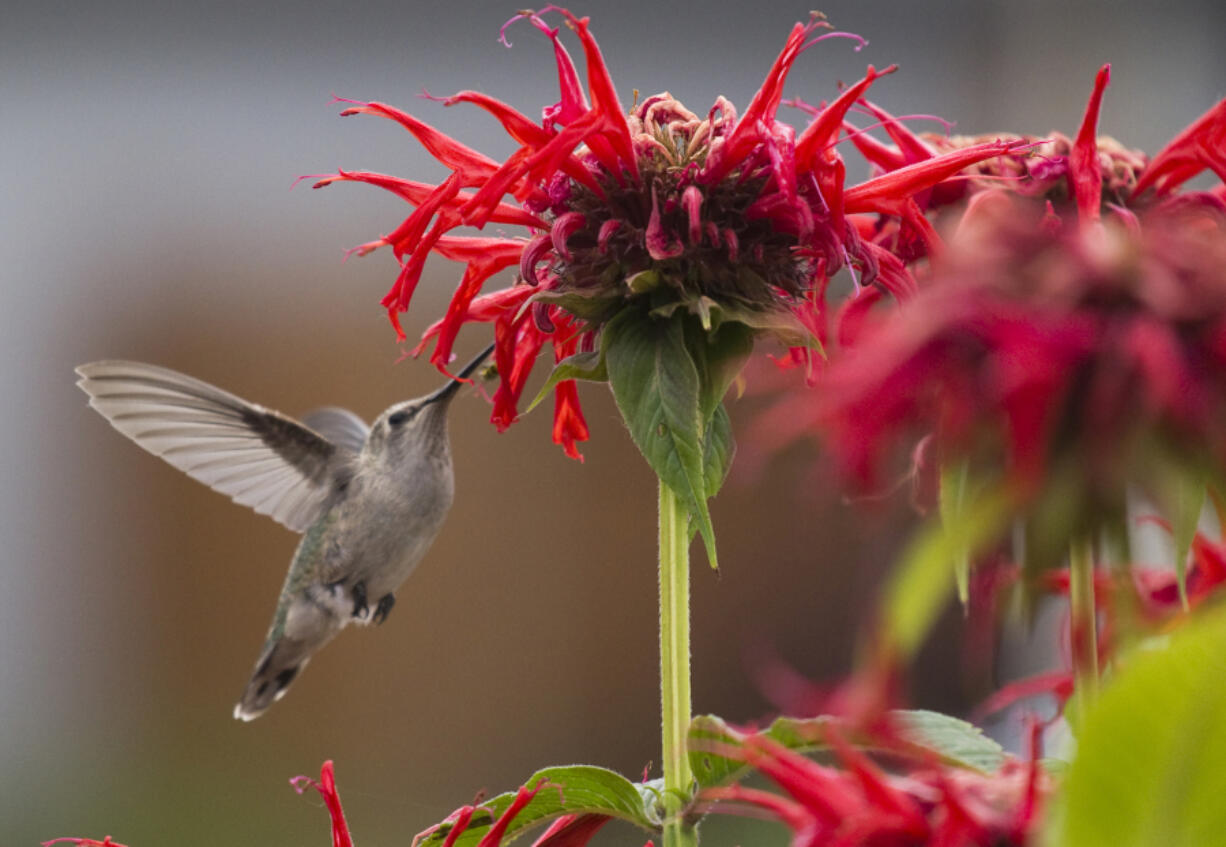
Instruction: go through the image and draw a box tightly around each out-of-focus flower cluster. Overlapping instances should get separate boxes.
[696,718,1048,847]
[760,66,1226,562]
[974,522,1226,722]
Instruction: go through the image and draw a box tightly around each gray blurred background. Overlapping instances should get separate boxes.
[4,0,1223,844]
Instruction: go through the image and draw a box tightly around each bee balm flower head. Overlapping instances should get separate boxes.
[319,8,1023,463]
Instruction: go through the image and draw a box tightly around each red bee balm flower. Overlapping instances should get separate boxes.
[847,64,1226,234]
[317,8,1023,464]
[814,178,1226,573]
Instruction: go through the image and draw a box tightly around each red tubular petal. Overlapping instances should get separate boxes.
[646,185,684,259]
[475,781,548,847]
[530,814,610,847]
[973,670,1075,720]
[436,89,550,146]
[491,312,549,430]
[1132,97,1226,197]
[461,113,600,227]
[327,171,547,231]
[290,761,354,847]
[793,65,898,174]
[381,217,450,330]
[342,100,500,178]
[597,218,622,254]
[550,211,587,260]
[552,9,638,179]
[741,16,829,130]
[739,735,859,825]
[553,378,589,460]
[823,726,926,829]
[682,185,704,244]
[1070,65,1110,226]
[520,234,554,286]
[550,317,590,460]
[432,236,528,263]
[532,14,590,123]
[701,784,815,833]
[843,138,1026,215]
[844,120,907,172]
[382,173,463,258]
[439,807,476,847]
[429,253,523,375]
[433,88,604,200]
[855,98,938,165]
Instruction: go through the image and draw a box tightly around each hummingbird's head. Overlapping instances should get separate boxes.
[366,343,494,460]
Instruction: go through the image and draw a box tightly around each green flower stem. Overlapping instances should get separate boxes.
[1069,536,1099,715]
[659,480,696,847]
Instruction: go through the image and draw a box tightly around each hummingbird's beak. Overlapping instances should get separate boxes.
[422,342,496,406]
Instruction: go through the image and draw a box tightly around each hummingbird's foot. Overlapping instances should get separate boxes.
[351,581,369,619]
[372,593,395,625]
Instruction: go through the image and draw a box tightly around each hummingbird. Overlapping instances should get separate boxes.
[75,344,494,721]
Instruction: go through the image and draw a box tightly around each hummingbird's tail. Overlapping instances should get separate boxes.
[233,638,314,721]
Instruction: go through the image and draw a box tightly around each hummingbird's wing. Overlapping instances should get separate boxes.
[300,407,370,454]
[76,360,361,533]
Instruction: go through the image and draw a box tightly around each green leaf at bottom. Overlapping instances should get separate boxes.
[1050,605,1226,847]
[688,709,1005,789]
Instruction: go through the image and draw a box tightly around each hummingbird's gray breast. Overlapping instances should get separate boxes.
[323,456,455,601]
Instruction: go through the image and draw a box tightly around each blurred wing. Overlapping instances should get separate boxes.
[301,407,370,455]
[76,360,357,532]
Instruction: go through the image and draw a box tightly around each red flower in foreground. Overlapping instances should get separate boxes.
[775,65,1226,556]
[42,840,128,847]
[698,721,1047,846]
[317,8,1022,457]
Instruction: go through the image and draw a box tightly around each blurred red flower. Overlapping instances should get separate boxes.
[698,721,1047,846]
[847,64,1226,233]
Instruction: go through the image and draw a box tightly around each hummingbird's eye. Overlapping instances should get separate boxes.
[387,408,417,428]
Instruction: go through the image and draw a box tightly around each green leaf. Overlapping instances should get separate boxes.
[690,321,751,520]
[702,405,735,501]
[1050,605,1226,847]
[884,485,1013,659]
[688,709,1005,788]
[415,765,661,847]
[529,289,625,322]
[685,320,754,423]
[605,311,718,568]
[626,269,663,294]
[891,710,1006,774]
[525,350,607,413]
[939,461,972,607]
[651,296,820,350]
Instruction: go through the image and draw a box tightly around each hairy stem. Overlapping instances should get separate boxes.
[659,481,697,847]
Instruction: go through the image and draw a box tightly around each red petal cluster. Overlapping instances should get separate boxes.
[699,723,1047,846]
[411,779,611,847]
[847,64,1226,234]
[323,9,1022,457]
[795,66,1226,504]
